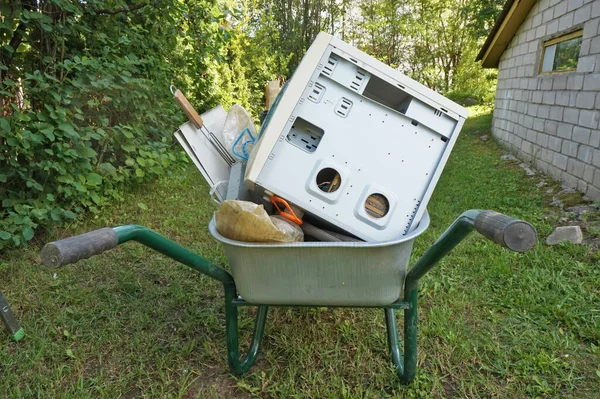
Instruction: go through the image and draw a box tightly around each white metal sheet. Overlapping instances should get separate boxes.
[247,33,467,241]
[174,106,230,202]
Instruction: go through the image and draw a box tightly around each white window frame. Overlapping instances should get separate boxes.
[539,30,583,74]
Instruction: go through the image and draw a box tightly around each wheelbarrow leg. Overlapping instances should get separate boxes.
[384,286,418,384]
[224,283,269,374]
[402,287,419,383]
[0,290,25,342]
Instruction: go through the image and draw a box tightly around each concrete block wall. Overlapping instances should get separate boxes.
[493,0,600,199]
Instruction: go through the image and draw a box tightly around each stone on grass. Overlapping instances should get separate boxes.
[546,226,583,245]
[558,186,576,195]
[550,198,563,207]
[566,204,599,217]
[480,134,489,141]
[519,163,536,176]
[501,153,517,161]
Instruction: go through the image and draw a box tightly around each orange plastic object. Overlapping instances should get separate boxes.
[270,195,303,225]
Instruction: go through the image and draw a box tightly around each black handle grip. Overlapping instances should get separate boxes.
[474,210,537,252]
[40,228,118,269]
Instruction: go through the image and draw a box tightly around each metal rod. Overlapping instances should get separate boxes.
[0,290,24,342]
[404,210,479,294]
[395,210,480,383]
[401,288,418,383]
[113,225,233,284]
[200,126,235,166]
[231,297,411,309]
[385,308,404,377]
[111,225,268,374]
[225,284,269,374]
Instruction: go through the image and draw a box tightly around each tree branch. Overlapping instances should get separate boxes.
[1,12,30,81]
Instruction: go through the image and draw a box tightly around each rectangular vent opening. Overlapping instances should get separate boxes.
[434,109,442,117]
[322,56,338,76]
[350,69,367,92]
[286,117,324,153]
[334,97,353,118]
[362,74,412,112]
[307,82,326,103]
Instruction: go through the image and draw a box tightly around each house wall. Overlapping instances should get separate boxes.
[493,0,600,199]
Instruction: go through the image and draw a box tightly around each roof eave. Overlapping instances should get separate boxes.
[477,0,537,68]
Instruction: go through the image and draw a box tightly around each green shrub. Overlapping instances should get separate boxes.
[0,1,205,249]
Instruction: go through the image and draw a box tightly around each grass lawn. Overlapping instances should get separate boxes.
[1,107,599,398]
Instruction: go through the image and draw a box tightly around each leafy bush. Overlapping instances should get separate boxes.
[0,1,211,249]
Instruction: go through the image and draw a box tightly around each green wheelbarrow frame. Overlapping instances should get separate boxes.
[41,210,536,383]
[1,290,25,342]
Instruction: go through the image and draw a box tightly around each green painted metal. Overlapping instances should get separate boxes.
[385,210,481,383]
[112,225,268,374]
[13,328,25,342]
[114,225,233,284]
[400,288,418,383]
[1,289,23,341]
[231,297,411,309]
[78,211,484,382]
[225,285,269,374]
[385,308,404,376]
[404,210,479,294]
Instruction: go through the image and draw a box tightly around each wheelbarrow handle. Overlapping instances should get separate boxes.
[40,225,232,284]
[474,210,537,252]
[41,228,118,269]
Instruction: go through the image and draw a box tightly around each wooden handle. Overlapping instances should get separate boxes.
[173,89,203,129]
[265,80,280,111]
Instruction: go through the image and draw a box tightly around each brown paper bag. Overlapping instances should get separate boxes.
[215,200,303,243]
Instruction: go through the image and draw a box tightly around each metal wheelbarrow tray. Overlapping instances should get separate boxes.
[208,211,429,306]
[41,210,537,383]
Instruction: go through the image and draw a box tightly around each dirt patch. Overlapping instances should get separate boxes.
[182,367,250,399]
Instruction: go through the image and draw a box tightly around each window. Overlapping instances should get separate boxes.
[540,30,583,73]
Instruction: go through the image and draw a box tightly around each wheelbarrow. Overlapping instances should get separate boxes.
[40,210,536,383]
